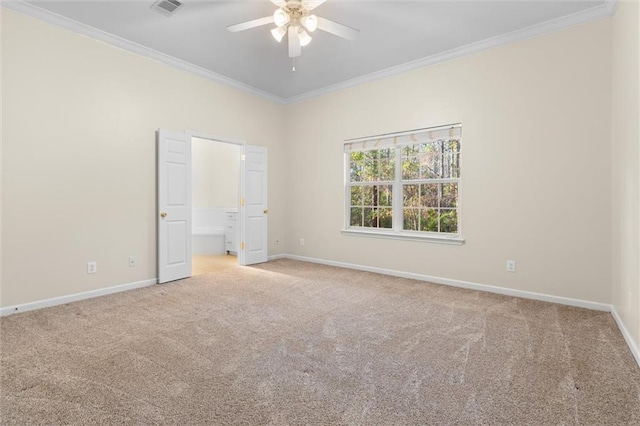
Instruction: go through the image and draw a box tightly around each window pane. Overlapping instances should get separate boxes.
[420,184,438,207]
[350,161,363,182]
[363,207,375,227]
[439,209,458,233]
[352,149,396,182]
[350,186,363,206]
[420,208,438,232]
[440,183,458,208]
[402,157,419,180]
[453,140,461,178]
[402,145,418,157]
[373,150,385,182]
[403,208,419,231]
[349,152,365,182]
[379,185,393,207]
[419,142,441,179]
[350,207,363,227]
[380,153,395,180]
[442,139,461,178]
[363,186,374,206]
[403,142,447,180]
[364,159,378,181]
[372,186,380,206]
[403,184,419,207]
[379,207,393,228]
[419,155,439,179]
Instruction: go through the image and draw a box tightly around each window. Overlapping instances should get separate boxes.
[344,124,462,243]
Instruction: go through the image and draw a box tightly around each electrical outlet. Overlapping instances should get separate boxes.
[300,238,305,246]
[129,257,137,267]
[87,261,97,274]
[506,260,516,273]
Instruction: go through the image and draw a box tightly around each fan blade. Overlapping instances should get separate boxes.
[271,0,287,7]
[227,16,274,32]
[303,0,325,10]
[317,17,359,41]
[288,26,301,58]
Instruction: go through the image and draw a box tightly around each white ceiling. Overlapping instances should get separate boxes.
[11,0,612,102]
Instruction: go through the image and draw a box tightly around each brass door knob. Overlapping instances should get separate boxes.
[263,209,269,214]
[160,212,167,218]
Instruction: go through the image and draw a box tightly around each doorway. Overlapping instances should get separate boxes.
[157,129,268,284]
[191,136,242,275]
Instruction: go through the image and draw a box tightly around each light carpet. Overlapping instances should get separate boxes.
[1,259,639,425]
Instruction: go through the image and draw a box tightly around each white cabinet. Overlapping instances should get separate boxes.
[225,211,238,255]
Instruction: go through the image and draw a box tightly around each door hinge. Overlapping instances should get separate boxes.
[241,198,245,206]
[241,242,245,250]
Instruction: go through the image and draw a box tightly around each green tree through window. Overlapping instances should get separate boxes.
[346,126,461,237]
[349,149,394,229]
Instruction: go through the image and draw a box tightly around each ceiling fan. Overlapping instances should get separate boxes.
[227,0,359,59]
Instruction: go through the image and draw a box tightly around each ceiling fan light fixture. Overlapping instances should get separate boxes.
[227,0,359,64]
[271,26,287,42]
[302,14,318,32]
[273,8,289,27]
[298,29,312,47]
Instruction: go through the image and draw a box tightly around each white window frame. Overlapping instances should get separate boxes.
[342,124,464,245]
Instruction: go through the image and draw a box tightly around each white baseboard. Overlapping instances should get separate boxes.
[611,306,640,368]
[267,254,287,261]
[0,278,157,316]
[279,254,611,311]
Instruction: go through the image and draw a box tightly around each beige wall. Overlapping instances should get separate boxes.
[1,7,634,314]
[0,6,3,306]
[284,19,613,304]
[612,1,640,354]
[1,9,286,307]
[192,137,240,210]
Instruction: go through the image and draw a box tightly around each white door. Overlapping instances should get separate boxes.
[157,129,192,283]
[241,145,268,265]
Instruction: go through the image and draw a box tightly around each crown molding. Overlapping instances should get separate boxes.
[1,1,288,105]
[3,0,617,105]
[286,0,618,104]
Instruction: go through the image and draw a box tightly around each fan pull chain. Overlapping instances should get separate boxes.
[292,57,296,73]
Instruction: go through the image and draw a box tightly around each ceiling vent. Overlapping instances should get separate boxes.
[150,0,183,17]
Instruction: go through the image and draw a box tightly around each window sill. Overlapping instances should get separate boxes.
[341,229,465,245]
